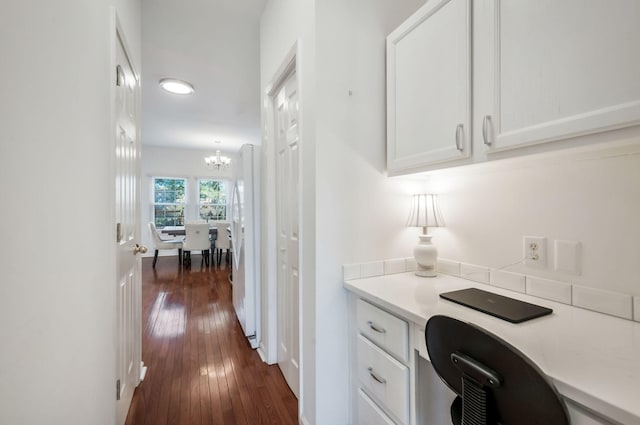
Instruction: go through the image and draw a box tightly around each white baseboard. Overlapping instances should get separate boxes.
[256,346,267,363]
[299,415,311,425]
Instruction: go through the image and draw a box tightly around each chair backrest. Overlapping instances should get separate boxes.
[425,315,569,425]
[215,222,231,249]
[148,222,163,246]
[183,222,211,251]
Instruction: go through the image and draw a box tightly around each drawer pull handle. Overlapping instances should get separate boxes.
[482,115,492,146]
[367,367,387,384]
[367,321,386,334]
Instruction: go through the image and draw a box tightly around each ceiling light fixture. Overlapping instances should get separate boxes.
[205,146,231,170]
[159,78,195,95]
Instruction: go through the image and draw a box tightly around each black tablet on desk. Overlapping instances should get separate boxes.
[439,288,553,323]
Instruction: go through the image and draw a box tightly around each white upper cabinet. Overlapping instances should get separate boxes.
[386,0,471,176]
[387,0,640,175]
[480,0,640,152]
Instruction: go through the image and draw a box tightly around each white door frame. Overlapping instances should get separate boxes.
[261,43,298,365]
[261,41,303,402]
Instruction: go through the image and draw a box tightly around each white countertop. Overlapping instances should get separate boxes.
[344,272,640,425]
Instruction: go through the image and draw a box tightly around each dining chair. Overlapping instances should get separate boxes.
[214,222,231,266]
[182,222,211,267]
[148,222,183,268]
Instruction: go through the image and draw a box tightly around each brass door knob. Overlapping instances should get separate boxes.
[134,244,148,254]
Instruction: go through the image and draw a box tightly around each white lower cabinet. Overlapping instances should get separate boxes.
[357,335,410,424]
[352,298,410,425]
[347,283,637,425]
[357,389,397,425]
[356,298,409,362]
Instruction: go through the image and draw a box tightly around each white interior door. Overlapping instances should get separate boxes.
[114,27,142,425]
[275,71,300,397]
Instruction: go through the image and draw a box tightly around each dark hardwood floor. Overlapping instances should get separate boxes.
[125,256,298,425]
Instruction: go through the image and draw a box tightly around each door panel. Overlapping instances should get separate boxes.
[484,0,640,151]
[387,0,472,173]
[115,28,141,425]
[275,71,300,397]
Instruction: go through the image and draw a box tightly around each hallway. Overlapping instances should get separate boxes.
[125,256,298,425]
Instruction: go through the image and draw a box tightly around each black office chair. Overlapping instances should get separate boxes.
[425,315,569,425]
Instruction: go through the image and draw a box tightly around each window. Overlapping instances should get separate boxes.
[153,177,186,227]
[199,179,227,221]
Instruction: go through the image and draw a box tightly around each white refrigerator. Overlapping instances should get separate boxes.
[230,144,261,349]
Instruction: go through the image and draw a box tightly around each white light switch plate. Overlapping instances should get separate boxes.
[554,240,581,275]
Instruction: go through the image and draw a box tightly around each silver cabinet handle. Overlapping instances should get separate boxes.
[482,115,492,146]
[367,367,387,384]
[367,321,386,334]
[455,124,464,151]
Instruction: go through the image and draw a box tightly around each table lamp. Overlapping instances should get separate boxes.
[407,194,445,277]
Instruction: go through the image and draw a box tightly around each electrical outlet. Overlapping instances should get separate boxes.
[524,236,547,267]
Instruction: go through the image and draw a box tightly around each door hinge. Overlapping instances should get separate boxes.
[116,379,121,401]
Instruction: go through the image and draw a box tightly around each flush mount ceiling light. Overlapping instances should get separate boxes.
[159,78,194,95]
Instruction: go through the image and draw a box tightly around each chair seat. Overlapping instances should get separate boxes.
[148,222,183,269]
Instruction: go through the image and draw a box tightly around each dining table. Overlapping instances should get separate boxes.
[160,225,218,238]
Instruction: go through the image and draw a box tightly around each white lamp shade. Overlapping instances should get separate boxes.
[406,194,445,229]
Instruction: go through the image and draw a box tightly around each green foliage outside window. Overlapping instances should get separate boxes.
[154,178,186,227]
[199,180,227,221]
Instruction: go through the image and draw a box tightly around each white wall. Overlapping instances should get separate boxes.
[0,1,140,424]
[140,145,238,254]
[260,0,317,422]
[425,139,640,296]
[314,1,426,423]
[261,1,424,424]
[262,2,640,424]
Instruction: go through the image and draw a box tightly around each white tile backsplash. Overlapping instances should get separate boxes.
[437,259,460,276]
[343,258,637,321]
[490,270,526,293]
[405,257,417,272]
[360,261,384,278]
[343,264,361,281]
[460,263,490,284]
[526,276,572,304]
[572,285,633,320]
[384,258,406,275]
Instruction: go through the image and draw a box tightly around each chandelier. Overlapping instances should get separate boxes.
[205,149,231,170]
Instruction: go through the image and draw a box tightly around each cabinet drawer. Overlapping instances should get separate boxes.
[357,388,396,425]
[356,299,409,362]
[357,335,409,424]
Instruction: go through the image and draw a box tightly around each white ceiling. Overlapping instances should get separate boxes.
[141,0,266,153]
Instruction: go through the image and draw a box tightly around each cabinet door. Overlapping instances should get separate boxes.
[387,0,471,176]
[481,0,640,152]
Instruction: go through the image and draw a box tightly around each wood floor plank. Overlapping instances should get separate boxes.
[125,256,297,425]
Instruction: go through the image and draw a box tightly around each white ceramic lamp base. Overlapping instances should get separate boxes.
[414,234,437,277]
